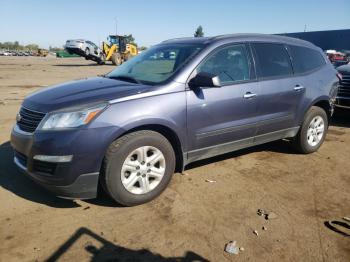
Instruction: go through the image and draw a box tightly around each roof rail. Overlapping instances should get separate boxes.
[210,33,267,40]
[161,37,197,43]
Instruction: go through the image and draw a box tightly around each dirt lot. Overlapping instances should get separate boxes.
[0,56,349,262]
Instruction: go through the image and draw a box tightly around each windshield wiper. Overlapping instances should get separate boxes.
[107,75,141,84]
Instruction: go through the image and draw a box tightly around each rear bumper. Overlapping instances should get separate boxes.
[65,47,86,56]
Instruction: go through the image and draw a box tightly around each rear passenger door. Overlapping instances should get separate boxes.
[251,42,305,140]
[287,44,328,120]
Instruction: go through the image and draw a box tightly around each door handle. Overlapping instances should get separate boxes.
[243,92,257,99]
[294,85,305,91]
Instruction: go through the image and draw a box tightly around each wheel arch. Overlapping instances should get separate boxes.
[105,123,185,173]
[124,124,184,172]
[310,97,332,123]
[299,96,332,126]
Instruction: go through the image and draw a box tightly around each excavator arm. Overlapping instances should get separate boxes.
[102,42,118,60]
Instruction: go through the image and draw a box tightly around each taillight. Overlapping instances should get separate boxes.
[337,73,343,81]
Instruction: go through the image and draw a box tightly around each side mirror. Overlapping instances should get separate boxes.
[189,72,221,88]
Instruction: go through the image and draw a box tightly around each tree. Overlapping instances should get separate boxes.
[13,41,19,50]
[0,41,41,51]
[194,26,204,37]
[49,46,64,52]
[25,44,39,51]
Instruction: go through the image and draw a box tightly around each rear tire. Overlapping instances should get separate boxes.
[124,53,132,62]
[85,48,90,56]
[293,106,328,154]
[101,130,175,206]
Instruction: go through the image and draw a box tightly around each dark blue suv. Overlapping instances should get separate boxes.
[11,34,339,206]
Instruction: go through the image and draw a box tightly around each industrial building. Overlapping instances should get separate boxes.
[279,29,350,51]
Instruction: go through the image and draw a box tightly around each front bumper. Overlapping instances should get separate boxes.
[14,156,99,199]
[10,125,113,199]
[335,97,350,109]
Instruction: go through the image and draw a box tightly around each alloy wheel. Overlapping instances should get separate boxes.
[307,116,325,147]
[121,146,166,194]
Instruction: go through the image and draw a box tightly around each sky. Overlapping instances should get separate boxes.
[0,0,349,48]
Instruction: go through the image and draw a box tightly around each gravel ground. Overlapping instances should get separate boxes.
[0,56,349,262]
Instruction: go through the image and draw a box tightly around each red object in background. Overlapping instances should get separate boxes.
[327,52,348,63]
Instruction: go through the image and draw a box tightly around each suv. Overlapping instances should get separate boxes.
[336,64,350,108]
[11,34,338,206]
[65,39,104,64]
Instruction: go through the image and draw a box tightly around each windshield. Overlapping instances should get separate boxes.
[106,44,204,85]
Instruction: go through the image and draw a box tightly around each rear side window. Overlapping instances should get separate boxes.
[288,45,325,74]
[252,43,292,78]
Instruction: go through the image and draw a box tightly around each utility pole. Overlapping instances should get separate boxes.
[115,17,118,36]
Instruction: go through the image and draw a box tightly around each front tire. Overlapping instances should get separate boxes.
[101,130,175,206]
[293,106,328,154]
[111,53,122,66]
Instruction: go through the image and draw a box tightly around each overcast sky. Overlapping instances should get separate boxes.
[0,0,349,48]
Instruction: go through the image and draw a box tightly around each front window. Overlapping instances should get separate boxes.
[196,44,251,85]
[106,44,204,85]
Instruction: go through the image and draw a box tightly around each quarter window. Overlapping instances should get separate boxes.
[288,45,325,74]
[197,44,251,85]
[252,43,292,78]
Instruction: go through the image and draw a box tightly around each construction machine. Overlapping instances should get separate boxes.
[101,35,138,65]
[37,48,49,57]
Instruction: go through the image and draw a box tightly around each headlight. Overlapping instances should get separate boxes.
[39,103,108,130]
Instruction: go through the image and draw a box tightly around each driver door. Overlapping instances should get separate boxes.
[186,43,260,161]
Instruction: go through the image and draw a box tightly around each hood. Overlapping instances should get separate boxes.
[337,64,350,74]
[23,77,155,112]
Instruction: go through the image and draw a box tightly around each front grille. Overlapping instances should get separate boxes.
[17,107,46,133]
[33,160,57,175]
[338,74,350,98]
[14,151,27,167]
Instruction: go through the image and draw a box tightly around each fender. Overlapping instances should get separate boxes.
[297,95,331,125]
[107,116,186,149]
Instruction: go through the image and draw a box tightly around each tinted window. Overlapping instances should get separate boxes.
[289,45,325,73]
[197,44,251,85]
[107,44,203,85]
[252,43,292,78]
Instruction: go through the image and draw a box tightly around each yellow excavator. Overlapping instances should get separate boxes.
[37,48,49,57]
[101,35,138,65]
